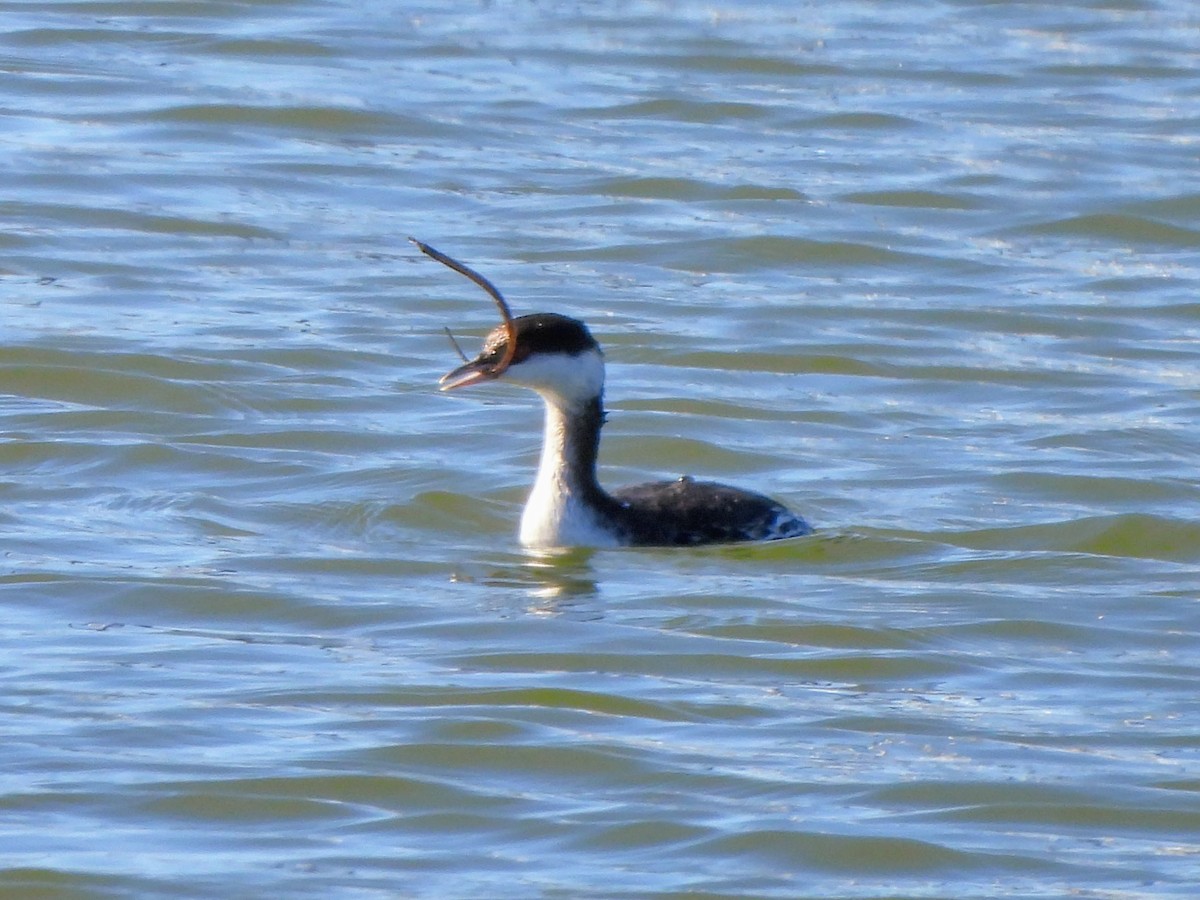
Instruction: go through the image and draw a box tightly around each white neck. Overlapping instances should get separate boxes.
[519,391,620,549]
[495,347,617,548]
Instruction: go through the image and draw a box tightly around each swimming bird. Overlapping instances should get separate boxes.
[415,239,811,548]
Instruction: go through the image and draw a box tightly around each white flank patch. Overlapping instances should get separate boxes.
[519,489,620,549]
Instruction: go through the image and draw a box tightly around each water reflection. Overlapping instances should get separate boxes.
[445,545,602,607]
[517,546,600,605]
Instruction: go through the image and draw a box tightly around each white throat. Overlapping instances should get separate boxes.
[508,349,619,548]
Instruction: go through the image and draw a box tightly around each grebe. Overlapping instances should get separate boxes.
[415,239,812,549]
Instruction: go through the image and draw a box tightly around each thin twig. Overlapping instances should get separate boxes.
[411,237,518,375]
[443,326,470,363]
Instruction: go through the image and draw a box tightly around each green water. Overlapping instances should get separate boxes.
[2,0,1199,896]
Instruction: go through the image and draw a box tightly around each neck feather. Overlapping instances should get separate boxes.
[519,392,623,547]
[540,394,605,494]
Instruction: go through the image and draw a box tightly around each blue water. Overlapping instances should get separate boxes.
[3,1,1200,896]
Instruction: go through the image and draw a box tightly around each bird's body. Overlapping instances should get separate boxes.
[417,241,811,549]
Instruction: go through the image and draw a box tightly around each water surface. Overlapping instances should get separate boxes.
[3,1,1200,897]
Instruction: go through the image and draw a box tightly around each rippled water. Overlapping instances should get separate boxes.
[3,1,1200,897]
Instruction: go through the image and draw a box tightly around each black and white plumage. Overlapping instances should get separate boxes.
[418,241,812,549]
